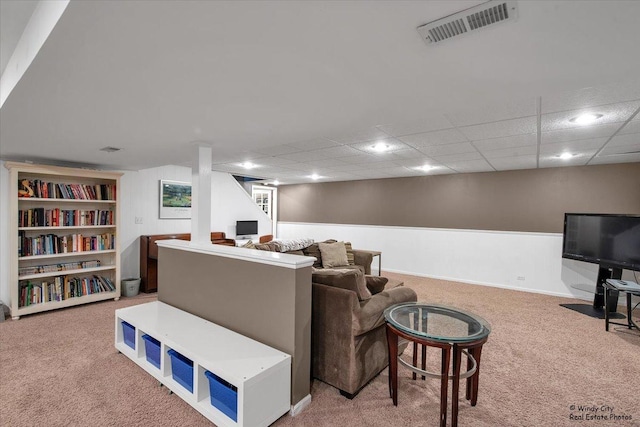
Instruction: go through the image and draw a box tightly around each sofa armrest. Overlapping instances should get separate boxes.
[352,286,417,336]
[352,249,373,275]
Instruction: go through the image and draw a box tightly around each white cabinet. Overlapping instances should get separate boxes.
[115,301,291,427]
[5,162,121,319]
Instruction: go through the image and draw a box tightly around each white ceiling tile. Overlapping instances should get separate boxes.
[618,113,640,135]
[539,138,607,155]
[324,163,369,172]
[339,153,389,164]
[490,155,538,171]
[599,144,640,155]
[252,144,302,156]
[301,158,350,168]
[325,127,389,144]
[398,129,468,147]
[458,116,537,140]
[389,147,429,160]
[471,134,537,151]
[252,156,298,166]
[418,142,477,157]
[542,80,640,113]
[482,145,538,159]
[605,133,640,148]
[539,152,595,168]
[541,100,640,132]
[445,159,495,173]
[590,153,640,164]
[352,169,396,178]
[445,98,537,126]
[541,122,620,144]
[376,114,454,137]
[311,145,363,159]
[285,138,342,150]
[432,151,483,163]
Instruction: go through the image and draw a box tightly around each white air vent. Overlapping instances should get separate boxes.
[417,0,518,45]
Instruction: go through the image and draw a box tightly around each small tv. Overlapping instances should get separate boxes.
[562,213,640,272]
[236,220,258,236]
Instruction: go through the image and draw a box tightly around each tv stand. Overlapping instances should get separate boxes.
[593,266,621,311]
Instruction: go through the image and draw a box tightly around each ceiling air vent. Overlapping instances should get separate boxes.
[100,146,121,152]
[417,0,518,45]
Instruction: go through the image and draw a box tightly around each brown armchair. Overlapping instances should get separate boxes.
[311,268,417,398]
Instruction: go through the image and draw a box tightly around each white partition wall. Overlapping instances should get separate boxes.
[278,221,638,302]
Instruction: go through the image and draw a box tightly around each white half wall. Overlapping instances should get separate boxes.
[277,221,639,302]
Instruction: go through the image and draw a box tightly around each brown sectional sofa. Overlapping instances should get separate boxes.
[252,238,418,397]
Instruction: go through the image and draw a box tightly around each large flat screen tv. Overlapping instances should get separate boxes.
[562,213,640,272]
[236,220,258,236]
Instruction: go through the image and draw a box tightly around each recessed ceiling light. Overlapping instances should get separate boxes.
[371,141,390,152]
[240,162,256,169]
[569,113,603,126]
[272,179,280,186]
[414,165,433,172]
[310,173,320,180]
[558,152,573,160]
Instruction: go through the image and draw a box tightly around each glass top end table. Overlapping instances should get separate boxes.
[384,302,491,427]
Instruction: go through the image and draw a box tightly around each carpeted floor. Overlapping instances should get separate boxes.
[1,273,638,426]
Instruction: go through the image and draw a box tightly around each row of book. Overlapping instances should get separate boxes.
[18,208,115,228]
[18,179,116,200]
[18,260,101,277]
[18,275,116,307]
[18,233,115,257]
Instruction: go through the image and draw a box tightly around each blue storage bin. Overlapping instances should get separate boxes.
[121,321,135,349]
[204,370,238,422]
[141,334,161,369]
[167,349,194,393]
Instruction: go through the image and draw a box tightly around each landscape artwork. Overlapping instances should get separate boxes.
[159,180,191,218]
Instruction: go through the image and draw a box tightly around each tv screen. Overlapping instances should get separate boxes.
[562,213,640,271]
[236,220,258,236]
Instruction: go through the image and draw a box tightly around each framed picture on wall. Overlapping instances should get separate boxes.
[159,180,192,219]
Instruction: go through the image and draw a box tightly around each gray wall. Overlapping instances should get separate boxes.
[278,163,640,233]
[157,246,312,407]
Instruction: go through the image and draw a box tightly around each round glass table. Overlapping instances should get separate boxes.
[384,303,491,427]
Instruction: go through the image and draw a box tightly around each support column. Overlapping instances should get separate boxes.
[191,144,212,244]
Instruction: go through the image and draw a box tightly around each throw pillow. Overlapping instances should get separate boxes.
[344,242,356,266]
[241,240,256,249]
[303,239,337,268]
[318,241,349,268]
[365,275,388,295]
[312,268,372,301]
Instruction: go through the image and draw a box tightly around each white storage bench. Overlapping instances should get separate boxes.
[115,301,291,427]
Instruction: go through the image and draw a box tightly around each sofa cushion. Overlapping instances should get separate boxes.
[365,276,388,295]
[319,241,349,268]
[353,284,416,336]
[312,268,372,301]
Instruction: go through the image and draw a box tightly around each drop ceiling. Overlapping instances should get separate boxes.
[0,1,639,184]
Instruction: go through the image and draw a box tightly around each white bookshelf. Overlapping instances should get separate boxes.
[5,162,122,319]
[115,301,291,427]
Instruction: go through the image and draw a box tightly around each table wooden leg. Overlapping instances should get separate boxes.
[440,347,450,427]
[452,344,462,427]
[421,344,427,380]
[386,326,399,406]
[466,347,473,401]
[470,345,484,406]
[412,342,418,380]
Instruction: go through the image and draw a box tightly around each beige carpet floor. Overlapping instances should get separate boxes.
[1,272,638,427]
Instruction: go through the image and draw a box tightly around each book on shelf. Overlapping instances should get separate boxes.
[18,208,114,227]
[18,275,116,307]
[17,179,116,201]
[19,233,115,257]
[18,260,102,277]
